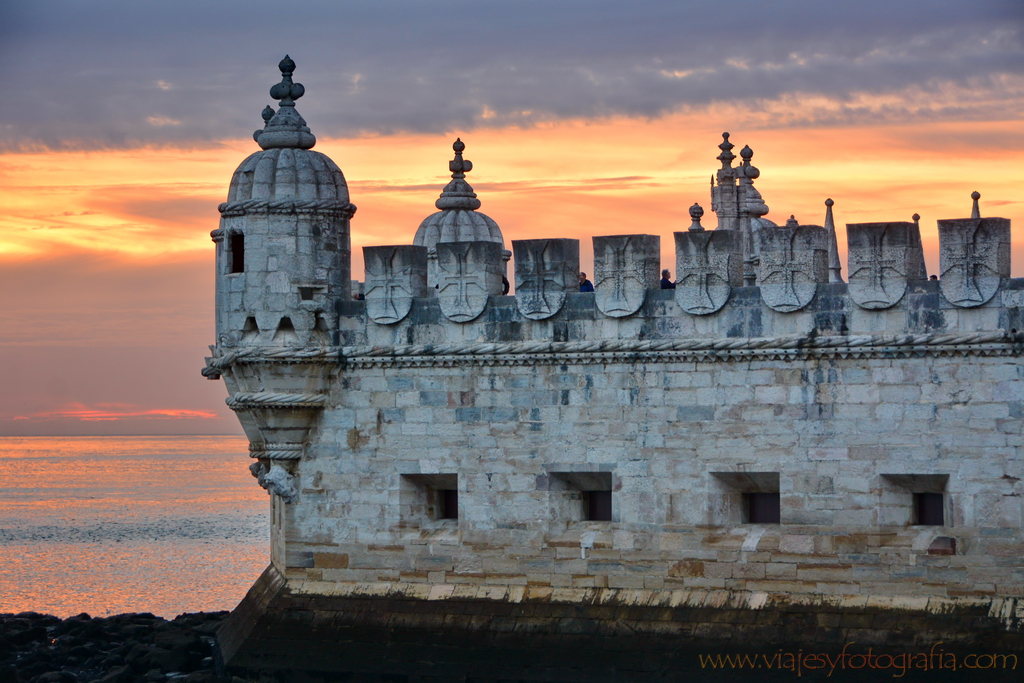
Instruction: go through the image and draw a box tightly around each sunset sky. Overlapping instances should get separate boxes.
[1,1,1022,435]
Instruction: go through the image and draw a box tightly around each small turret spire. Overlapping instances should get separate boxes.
[912,213,920,227]
[971,191,981,219]
[824,198,843,283]
[717,132,736,169]
[436,138,482,211]
[253,56,316,150]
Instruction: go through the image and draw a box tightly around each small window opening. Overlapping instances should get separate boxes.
[584,490,613,521]
[440,489,459,519]
[745,492,781,524]
[299,287,315,301]
[229,233,245,273]
[916,493,944,526]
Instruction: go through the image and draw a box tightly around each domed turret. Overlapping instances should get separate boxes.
[212,56,355,348]
[413,139,509,289]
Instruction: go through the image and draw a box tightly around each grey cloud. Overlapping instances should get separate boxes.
[1,0,1021,150]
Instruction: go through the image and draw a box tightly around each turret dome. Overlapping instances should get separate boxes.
[222,55,350,207]
[413,139,504,248]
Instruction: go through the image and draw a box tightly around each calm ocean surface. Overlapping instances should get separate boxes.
[0,435,268,618]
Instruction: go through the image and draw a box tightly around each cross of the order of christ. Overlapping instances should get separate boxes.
[518,243,564,314]
[942,236,996,305]
[679,238,732,313]
[438,246,484,315]
[366,249,413,319]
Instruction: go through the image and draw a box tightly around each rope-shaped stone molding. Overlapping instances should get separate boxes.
[204,330,1020,373]
[249,443,304,460]
[226,391,328,409]
[342,330,1014,358]
[218,199,356,218]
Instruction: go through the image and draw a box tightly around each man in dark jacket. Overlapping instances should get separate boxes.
[660,269,676,290]
[578,272,595,292]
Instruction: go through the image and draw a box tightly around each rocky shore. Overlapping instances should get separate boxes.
[0,611,238,683]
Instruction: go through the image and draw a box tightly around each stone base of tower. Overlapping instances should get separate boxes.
[217,565,1023,682]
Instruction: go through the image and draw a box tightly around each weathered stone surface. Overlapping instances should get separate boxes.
[757,225,828,312]
[938,217,1011,307]
[436,241,505,323]
[363,245,427,324]
[846,221,926,310]
[592,234,660,317]
[674,229,742,315]
[513,239,579,320]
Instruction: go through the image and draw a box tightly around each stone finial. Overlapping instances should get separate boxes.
[786,215,799,228]
[912,213,920,227]
[436,138,483,211]
[253,55,316,150]
[738,145,760,183]
[688,203,705,231]
[824,198,843,283]
[971,191,981,219]
[717,132,736,169]
[261,106,275,123]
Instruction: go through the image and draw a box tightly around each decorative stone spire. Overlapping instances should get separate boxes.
[786,215,799,228]
[253,55,316,150]
[824,198,843,283]
[436,138,482,211]
[716,133,737,186]
[912,213,920,227]
[971,191,981,219]
[688,203,705,231]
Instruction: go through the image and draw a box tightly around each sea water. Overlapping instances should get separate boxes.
[0,435,267,618]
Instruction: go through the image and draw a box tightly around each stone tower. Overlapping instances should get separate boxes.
[206,56,351,514]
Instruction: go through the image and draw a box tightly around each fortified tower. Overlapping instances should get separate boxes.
[207,59,1023,681]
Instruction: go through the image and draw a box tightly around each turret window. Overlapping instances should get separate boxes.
[229,233,245,273]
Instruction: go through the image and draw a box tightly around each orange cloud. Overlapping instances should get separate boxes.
[13,403,220,422]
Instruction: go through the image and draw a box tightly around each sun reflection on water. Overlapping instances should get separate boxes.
[0,435,268,618]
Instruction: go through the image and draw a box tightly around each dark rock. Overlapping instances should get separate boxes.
[34,671,77,683]
[91,664,132,683]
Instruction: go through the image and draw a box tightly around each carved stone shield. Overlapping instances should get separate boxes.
[846,222,925,310]
[513,239,580,320]
[674,230,741,315]
[593,234,660,318]
[363,245,428,324]
[436,241,505,323]
[757,225,828,313]
[938,218,1010,308]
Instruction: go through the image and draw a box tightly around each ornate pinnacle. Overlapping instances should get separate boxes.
[254,56,315,150]
[971,191,981,219]
[912,213,920,226]
[270,55,305,106]
[786,215,799,228]
[436,138,481,211]
[717,132,735,168]
[449,138,474,178]
[688,203,705,232]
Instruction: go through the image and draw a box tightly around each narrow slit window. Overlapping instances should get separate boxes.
[229,233,245,273]
[440,489,459,520]
[584,490,613,522]
[746,492,781,524]
[916,493,944,526]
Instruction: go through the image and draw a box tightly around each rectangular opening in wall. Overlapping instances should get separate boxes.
[881,474,949,527]
[399,473,459,525]
[298,287,315,301]
[916,492,944,526]
[229,233,245,273]
[547,470,614,523]
[440,489,459,520]
[745,492,781,524]
[710,472,781,525]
